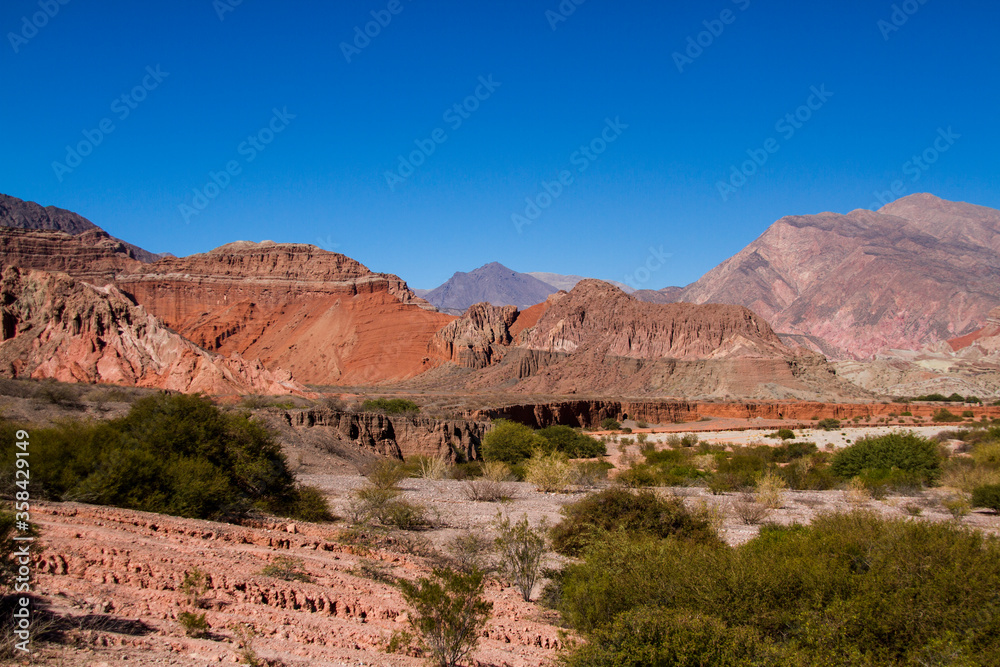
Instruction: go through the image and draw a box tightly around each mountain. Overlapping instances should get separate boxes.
[422,262,557,313]
[676,194,1000,359]
[0,267,302,395]
[526,272,635,294]
[421,280,863,400]
[0,193,162,263]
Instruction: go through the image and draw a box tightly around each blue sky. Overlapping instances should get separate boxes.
[2,0,998,290]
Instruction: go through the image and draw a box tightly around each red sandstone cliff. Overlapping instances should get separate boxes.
[0,267,304,395]
[116,241,456,385]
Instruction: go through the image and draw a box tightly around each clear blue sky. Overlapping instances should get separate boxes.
[2,0,998,290]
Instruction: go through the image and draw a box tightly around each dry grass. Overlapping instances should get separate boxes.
[731,492,770,525]
[755,471,787,509]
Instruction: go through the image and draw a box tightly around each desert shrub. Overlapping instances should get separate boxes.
[754,471,786,509]
[932,408,964,423]
[636,420,649,429]
[572,460,612,488]
[449,461,484,480]
[731,492,770,525]
[564,606,778,667]
[178,611,209,638]
[550,488,721,557]
[283,485,334,522]
[972,484,1000,512]
[462,478,506,502]
[524,451,574,493]
[617,464,660,488]
[769,441,818,463]
[776,455,837,491]
[418,454,449,480]
[260,556,311,583]
[942,493,972,519]
[831,431,941,485]
[680,434,699,448]
[773,429,795,440]
[398,568,492,667]
[962,410,975,418]
[447,531,494,574]
[973,440,1000,468]
[381,499,431,530]
[3,394,318,522]
[361,398,419,414]
[494,514,547,601]
[665,434,682,448]
[941,458,1000,493]
[558,512,1000,665]
[600,418,621,431]
[537,425,606,458]
[482,420,545,465]
[364,459,408,490]
[816,418,841,430]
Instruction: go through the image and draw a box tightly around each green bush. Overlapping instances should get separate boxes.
[831,431,941,485]
[563,606,778,667]
[398,568,492,667]
[361,398,419,414]
[933,408,964,423]
[774,429,795,440]
[601,418,621,431]
[558,512,1000,665]
[0,394,330,522]
[550,488,721,557]
[972,484,1000,512]
[537,425,606,458]
[482,420,545,465]
[816,418,841,430]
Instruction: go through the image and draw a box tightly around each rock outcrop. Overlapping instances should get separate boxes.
[278,408,489,461]
[430,302,517,368]
[0,267,304,395]
[0,227,144,285]
[116,241,456,385]
[675,194,1000,359]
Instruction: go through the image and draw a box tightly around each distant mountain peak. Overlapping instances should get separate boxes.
[422,262,557,312]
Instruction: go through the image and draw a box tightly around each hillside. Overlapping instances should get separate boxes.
[676,194,1000,359]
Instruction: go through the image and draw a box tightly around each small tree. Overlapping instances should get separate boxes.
[398,568,492,667]
[493,513,547,602]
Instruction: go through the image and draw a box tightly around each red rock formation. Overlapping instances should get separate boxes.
[430,302,517,368]
[0,267,303,395]
[116,241,456,385]
[450,280,861,400]
[0,227,143,284]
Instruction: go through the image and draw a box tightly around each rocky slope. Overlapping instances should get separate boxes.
[675,194,1000,360]
[0,267,303,395]
[31,501,561,666]
[116,241,456,385]
[835,306,1000,398]
[422,262,557,312]
[0,192,161,262]
[0,227,145,284]
[413,281,865,400]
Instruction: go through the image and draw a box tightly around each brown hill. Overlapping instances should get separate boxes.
[116,241,456,385]
[0,267,303,394]
[677,194,1000,359]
